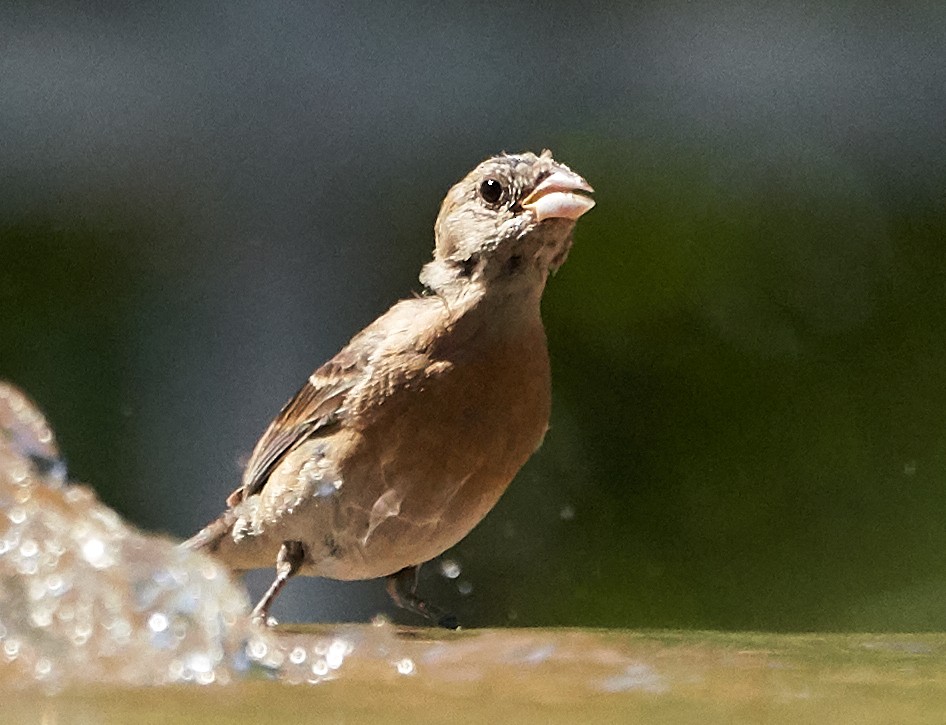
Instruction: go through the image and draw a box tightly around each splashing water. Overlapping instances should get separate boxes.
[0,382,277,690]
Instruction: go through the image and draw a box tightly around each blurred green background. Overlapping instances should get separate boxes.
[2,3,945,631]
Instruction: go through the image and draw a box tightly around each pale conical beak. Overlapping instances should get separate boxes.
[521,168,595,222]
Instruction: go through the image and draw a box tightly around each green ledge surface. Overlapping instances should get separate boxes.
[7,627,946,724]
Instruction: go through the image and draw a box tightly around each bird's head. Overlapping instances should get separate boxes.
[420,150,594,296]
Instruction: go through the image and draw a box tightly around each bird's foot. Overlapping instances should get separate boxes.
[386,565,460,630]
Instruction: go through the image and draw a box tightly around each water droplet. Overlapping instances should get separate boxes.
[46,574,65,595]
[169,659,185,680]
[457,580,473,596]
[30,608,53,628]
[81,537,110,569]
[395,658,415,675]
[559,504,575,521]
[289,646,307,664]
[110,618,132,643]
[316,481,339,497]
[326,639,348,670]
[3,638,21,660]
[439,559,461,579]
[186,652,213,675]
[35,657,53,678]
[148,612,169,633]
[247,637,269,661]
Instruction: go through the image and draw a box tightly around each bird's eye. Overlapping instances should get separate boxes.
[479,178,504,205]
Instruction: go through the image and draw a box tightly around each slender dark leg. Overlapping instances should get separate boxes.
[385,565,459,630]
[251,541,307,625]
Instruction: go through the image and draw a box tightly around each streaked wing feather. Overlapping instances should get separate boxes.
[228,296,430,507]
[231,349,365,505]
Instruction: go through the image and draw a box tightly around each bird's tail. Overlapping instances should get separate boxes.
[182,509,239,554]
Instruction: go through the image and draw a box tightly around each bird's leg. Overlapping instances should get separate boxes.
[385,565,459,630]
[251,540,307,625]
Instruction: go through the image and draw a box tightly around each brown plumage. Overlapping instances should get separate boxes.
[185,150,594,627]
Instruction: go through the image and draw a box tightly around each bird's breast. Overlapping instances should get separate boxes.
[323,313,552,577]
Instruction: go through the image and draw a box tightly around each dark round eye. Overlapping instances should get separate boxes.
[479,178,504,205]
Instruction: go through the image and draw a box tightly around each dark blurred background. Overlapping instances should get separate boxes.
[2,2,945,631]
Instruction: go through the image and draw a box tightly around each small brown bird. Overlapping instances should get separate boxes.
[185,150,594,627]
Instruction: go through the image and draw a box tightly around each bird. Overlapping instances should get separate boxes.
[185,150,594,628]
